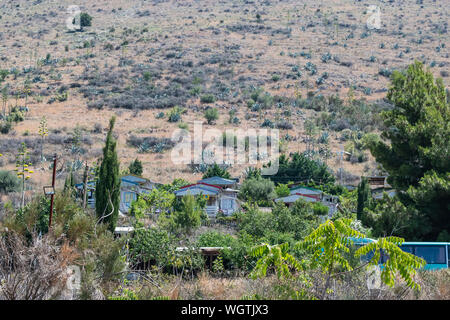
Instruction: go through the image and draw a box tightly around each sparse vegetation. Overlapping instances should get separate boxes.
[0,0,448,303]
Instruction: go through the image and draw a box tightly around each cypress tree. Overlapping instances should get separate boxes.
[356,177,371,222]
[96,116,121,232]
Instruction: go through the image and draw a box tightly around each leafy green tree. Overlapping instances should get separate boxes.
[297,218,426,298]
[363,193,411,238]
[355,237,426,289]
[197,231,235,247]
[131,188,175,217]
[128,227,174,269]
[196,230,256,271]
[243,167,262,180]
[237,200,321,243]
[79,12,92,27]
[159,178,190,193]
[271,203,295,235]
[128,158,143,176]
[312,202,329,217]
[95,116,120,232]
[265,152,335,185]
[405,171,450,241]
[275,183,290,197]
[370,61,449,189]
[369,61,450,240]
[204,108,219,125]
[202,163,231,179]
[239,177,276,206]
[250,243,302,279]
[165,195,202,235]
[289,199,323,239]
[235,205,275,239]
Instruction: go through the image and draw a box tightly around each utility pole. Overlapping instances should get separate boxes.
[48,154,57,229]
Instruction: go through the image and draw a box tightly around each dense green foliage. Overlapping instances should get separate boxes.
[196,231,256,270]
[275,183,290,197]
[370,61,449,189]
[95,117,121,232]
[0,170,20,193]
[356,177,371,221]
[297,218,426,295]
[204,108,219,125]
[265,152,335,185]
[128,158,143,176]
[250,243,302,279]
[362,194,411,238]
[159,194,203,235]
[79,13,92,27]
[129,227,174,269]
[405,171,450,241]
[131,188,175,217]
[369,61,450,241]
[238,176,276,206]
[236,201,323,244]
[202,163,231,179]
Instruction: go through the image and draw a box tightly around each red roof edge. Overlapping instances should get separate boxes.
[180,182,222,190]
[295,193,321,200]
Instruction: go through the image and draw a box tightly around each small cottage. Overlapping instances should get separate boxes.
[275,185,339,218]
[174,176,240,216]
[74,175,158,214]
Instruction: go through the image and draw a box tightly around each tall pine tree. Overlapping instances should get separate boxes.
[369,61,449,240]
[96,116,121,232]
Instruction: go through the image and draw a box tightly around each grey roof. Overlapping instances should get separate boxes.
[289,186,322,195]
[275,194,318,204]
[174,184,220,196]
[198,176,236,186]
[373,190,397,199]
[122,175,148,183]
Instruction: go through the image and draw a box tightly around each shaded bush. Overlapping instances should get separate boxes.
[200,94,216,104]
[0,170,20,193]
[126,135,175,153]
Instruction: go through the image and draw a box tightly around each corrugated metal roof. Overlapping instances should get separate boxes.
[198,176,236,186]
[373,190,397,199]
[275,194,318,203]
[289,186,322,195]
[174,185,219,196]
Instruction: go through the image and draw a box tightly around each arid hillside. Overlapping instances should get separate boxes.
[0,0,448,193]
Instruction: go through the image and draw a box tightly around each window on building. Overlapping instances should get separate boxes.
[414,246,446,264]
